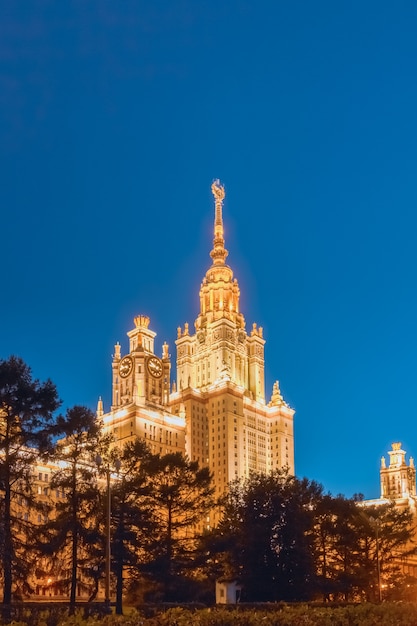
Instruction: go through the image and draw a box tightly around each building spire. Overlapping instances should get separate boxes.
[210,179,228,265]
[195,180,244,330]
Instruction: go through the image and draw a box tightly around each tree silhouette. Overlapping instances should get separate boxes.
[212,470,323,602]
[108,439,154,614]
[39,406,111,614]
[0,356,60,606]
[140,452,214,601]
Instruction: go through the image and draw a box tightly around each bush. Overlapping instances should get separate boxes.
[1,603,417,626]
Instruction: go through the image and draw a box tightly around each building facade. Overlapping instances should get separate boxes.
[365,442,417,510]
[364,442,417,585]
[380,442,416,503]
[100,181,295,505]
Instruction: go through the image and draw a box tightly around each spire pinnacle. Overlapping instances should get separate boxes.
[210,179,228,265]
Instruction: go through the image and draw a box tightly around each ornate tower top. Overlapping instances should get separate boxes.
[210,179,228,266]
[388,442,406,467]
[127,314,156,354]
[193,181,245,330]
[380,442,416,499]
[134,315,150,329]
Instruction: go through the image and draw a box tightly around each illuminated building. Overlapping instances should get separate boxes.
[380,442,416,503]
[363,442,417,587]
[365,442,417,510]
[100,181,295,505]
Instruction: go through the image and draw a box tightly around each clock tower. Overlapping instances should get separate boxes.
[111,315,169,408]
[102,315,185,454]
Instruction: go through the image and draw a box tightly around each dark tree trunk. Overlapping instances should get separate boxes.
[3,479,12,606]
[115,513,124,615]
[69,473,78,615]
[115,555,123,615]
[69,529,78,614]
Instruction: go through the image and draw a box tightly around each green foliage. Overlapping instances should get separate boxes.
[107,439,154,614]
[37,406,113,613]
[2,603,417,626]
[209,470,323,602]
[315,500,417,601]
[2,358,417,609]
[356,503,417,601]
[0,356,61,604]
[314,494,366,600]
[138,452,215,602]
[203,471,417,603]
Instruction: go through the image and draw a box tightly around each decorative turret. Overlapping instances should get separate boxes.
[380,442,416,499]
[128,314,156,354]
[268,381,288,407]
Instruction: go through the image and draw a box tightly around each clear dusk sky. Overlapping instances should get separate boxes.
[2,1,417,499]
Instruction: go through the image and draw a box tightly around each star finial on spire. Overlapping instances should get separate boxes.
[210,179,228,265]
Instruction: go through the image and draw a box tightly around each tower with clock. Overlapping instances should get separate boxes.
[111,314,168,409]
[100,314,185,453]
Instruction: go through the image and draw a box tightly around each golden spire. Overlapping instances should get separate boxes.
[210,179,228,266]
[195,180,244,330]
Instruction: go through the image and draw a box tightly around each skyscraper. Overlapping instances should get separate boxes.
[100,181,294,505]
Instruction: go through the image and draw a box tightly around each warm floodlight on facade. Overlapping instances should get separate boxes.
[164,413,186,428]
[98,181,295,512]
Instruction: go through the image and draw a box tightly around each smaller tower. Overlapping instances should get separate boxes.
[380,442,416,499]
[111,315,170,409]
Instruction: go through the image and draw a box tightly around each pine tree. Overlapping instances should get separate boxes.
[39,406,111,614]
[0,356,60,606]
[107,439,154,614]
[213,470,322,602]
[141,452,214,601]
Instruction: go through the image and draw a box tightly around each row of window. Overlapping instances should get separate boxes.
[36,487,65,498]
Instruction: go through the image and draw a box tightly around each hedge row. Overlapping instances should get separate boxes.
[4,603,417,626]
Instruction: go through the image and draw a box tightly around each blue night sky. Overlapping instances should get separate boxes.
[2,1,417,500]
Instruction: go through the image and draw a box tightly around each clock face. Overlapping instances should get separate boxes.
[119,356,133,378]
[147,356,163,378]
